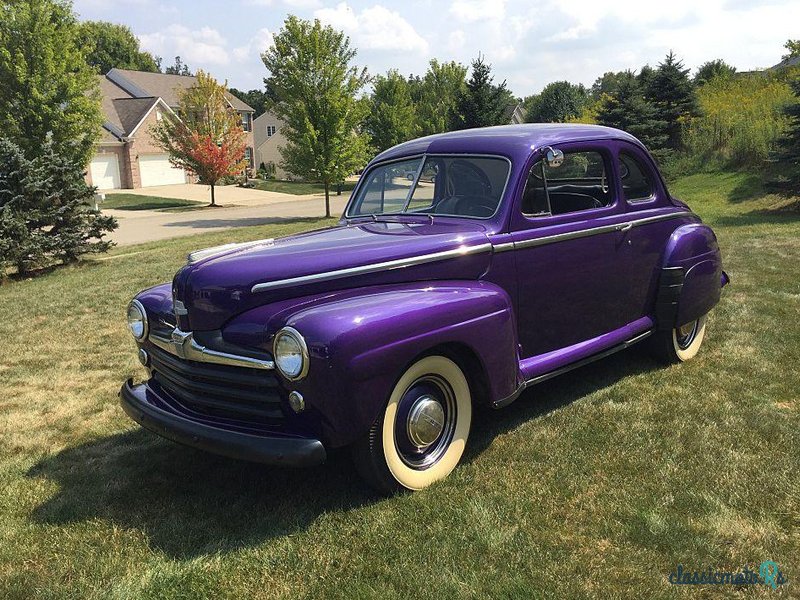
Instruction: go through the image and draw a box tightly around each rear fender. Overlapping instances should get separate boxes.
[656,223,724,329]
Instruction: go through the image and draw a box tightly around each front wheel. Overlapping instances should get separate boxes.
[352,355,472,495]
[650,314,708,363]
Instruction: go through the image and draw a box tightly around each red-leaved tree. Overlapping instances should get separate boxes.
[152,71,247,206]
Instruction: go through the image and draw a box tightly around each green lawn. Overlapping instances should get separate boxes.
[1,172,798,598]
[102,193,204,211]
[252,179,357,195]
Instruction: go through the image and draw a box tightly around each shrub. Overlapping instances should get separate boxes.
[682,74,794,167]
[0,138,116,277]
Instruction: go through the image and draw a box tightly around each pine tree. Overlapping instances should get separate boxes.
[645,51,699,150]
[773,76,800,196]
[452,55,513,130]
[596,72,667,151]
[0,138,116,276]
[365,70,418,152]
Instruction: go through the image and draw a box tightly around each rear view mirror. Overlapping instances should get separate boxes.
[544,147,564,168]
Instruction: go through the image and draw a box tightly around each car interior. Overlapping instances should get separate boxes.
[521,151,614,216]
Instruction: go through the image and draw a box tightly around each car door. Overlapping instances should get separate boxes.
[509,143,631,359]
[613,143,685,322]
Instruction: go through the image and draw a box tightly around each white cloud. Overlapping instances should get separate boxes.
[449,0,506,23]
[315,3,428,54]
[246,0,321,7]
[447,30,466,53]
[233,28,275,62]
[140,24,230,65]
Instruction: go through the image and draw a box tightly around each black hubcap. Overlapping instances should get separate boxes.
[676,320,699,350]
[394,375,457,470]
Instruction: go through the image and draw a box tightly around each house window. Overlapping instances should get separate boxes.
[266,125,276,137]
[244,147,253,169]
[240,112,252,132]
[155,109,162,121]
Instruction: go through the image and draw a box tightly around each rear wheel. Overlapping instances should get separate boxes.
[650,314,707,363]
[352,355,472,495]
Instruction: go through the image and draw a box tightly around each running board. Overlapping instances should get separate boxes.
[492,329,653,409]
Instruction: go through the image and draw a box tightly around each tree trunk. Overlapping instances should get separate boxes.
[324,181,331,218]
[210,183,216,207]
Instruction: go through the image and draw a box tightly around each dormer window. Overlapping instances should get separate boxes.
[266,125,276,137]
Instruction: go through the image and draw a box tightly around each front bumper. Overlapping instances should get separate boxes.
[120,379,327,467]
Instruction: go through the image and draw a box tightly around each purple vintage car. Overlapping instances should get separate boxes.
[121,124,728,494]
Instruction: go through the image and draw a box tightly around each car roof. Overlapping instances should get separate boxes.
[372,123,643,165]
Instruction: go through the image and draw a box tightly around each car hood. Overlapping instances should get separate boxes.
[172,220,493,331]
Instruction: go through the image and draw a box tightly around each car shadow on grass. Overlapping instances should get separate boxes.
[26,346,659,559]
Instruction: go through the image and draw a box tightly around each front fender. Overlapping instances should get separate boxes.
[224,281,519,448]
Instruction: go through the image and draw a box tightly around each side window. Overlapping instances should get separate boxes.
[619,152,655,203]
[522,150,614,217]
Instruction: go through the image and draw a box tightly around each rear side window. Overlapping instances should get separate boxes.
[619,152,655,203]
[521,150,614,216]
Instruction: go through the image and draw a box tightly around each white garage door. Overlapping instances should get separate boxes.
[139,154,186,187]
[90,154,121,190]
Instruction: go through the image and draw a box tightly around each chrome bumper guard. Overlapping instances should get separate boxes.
[148,328,275,371]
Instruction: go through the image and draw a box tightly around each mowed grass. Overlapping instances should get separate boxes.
[1,172,798,599]
[252,179,357,195]
[102,193,204,211]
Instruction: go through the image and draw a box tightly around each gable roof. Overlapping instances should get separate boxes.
[106,68,254,112]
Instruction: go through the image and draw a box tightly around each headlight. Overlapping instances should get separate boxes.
[127,299,149,341]
[273,327,308,380]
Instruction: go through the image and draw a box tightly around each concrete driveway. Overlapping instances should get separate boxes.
[104,183,350,246]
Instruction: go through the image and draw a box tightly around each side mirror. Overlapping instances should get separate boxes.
[544,147,564,168]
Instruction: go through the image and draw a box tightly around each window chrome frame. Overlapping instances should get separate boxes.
[345,153,513,221]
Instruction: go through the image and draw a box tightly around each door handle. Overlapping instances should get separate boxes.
[618,222,632,232]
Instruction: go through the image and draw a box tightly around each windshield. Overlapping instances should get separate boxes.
[346,155,510,219]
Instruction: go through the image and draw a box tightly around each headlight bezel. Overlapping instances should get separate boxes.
[272,326,309,381]
[127,299,149,342]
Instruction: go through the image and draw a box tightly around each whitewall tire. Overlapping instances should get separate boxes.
[651,314,708,363]
[352,355,472,494]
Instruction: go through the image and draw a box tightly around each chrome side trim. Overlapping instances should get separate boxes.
[492,329,653,409]
[149,328,275,371]
[493,212,686,253]
[251,243,493,293]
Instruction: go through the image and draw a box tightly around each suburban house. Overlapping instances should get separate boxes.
[252,102,527,182]
[253,110,288,179]
[505,102,526,125]
[88,69,256,190]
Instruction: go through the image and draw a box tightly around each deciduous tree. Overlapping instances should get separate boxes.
[412,60,467,136]
[77,20,159,74]
[262,16,370,217]
[365,70,418,152]
[525,81,588,123]
[694,59,736,86]
[152,71,247,206]
[0,0,102,167]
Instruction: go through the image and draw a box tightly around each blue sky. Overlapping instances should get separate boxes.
[72,0,799,97]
